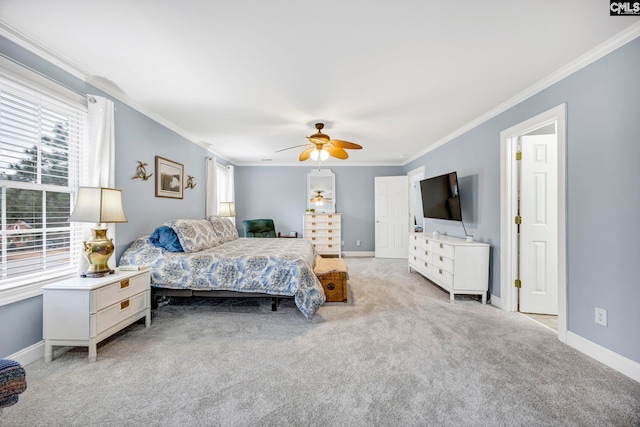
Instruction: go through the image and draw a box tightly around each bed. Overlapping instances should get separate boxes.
[118,217,325,320]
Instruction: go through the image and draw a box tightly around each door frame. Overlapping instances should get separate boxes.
[499,103,567,342]
[407,166,425,232]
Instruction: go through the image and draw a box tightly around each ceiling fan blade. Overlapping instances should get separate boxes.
[326,145,349,159]
[299,147,314,161]
[330,139,362,150]
[276,143,312,153]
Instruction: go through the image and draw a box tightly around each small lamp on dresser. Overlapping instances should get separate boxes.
[68,187,128,278]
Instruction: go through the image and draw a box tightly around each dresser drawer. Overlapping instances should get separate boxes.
[93,273,149,312]
[432,254,454,273]
[92,290,148,336]
[427,240,454,258]
[432,266,453,287]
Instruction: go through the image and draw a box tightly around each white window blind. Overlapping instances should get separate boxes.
[0,77,86,288]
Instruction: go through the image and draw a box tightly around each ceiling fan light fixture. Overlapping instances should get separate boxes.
[310,148,330,161]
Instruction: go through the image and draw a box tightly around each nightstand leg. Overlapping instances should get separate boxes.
[44,341,53,363]
[145,307,151,327]
[88,339,97,363]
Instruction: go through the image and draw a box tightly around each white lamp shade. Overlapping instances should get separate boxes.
[68,187,128,223]
[218,201,236,217]
[310,149,320,161]
[319,149,329,161]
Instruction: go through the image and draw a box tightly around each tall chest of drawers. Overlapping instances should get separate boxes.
[43,269,151,362]
[408,233,489,303]
[303,213,341,257]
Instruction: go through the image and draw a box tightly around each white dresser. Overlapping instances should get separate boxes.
[408,233,490,303]
[303,213,341,257]
[43,269,151,362]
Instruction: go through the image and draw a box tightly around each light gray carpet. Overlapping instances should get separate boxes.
[2,258,639,427]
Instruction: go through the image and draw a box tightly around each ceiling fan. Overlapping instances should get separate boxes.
[310,190,332,205]
[277,123,363,161]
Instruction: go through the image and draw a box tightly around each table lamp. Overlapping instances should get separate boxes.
[218,202,236,221]
[68,187,128,277]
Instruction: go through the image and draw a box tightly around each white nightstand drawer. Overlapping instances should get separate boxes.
[92,290,148,336]
[94,273,148,312]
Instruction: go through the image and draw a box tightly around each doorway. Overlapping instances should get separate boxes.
[374,176,409,258]
[499,104,567,342]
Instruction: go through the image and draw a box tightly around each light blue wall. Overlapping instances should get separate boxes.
[235,166,403,251]
[0,36,208,357]
[404,37,640,363]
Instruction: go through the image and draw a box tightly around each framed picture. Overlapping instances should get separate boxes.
[155,156,184,199]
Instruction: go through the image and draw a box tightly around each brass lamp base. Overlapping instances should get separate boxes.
[81,227,116,278]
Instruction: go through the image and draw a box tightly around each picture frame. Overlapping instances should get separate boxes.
[155,156,184,199]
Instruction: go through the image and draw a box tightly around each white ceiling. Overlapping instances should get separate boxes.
[1,1,638,165]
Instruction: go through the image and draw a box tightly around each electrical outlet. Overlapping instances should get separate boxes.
[356,240,361,247]
[595,307,607,326]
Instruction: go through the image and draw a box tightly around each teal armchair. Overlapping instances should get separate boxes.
[242,219,277,238]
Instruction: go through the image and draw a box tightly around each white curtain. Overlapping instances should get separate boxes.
[226,165,235,225]
[205,156,218,217]
[80,95,116,272]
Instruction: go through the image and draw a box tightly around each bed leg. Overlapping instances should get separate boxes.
[271,297,278,311]
[151,289,158,310]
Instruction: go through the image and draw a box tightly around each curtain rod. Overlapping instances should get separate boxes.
[0,52,91,100]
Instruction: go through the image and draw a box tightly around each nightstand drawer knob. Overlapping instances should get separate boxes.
[121,299,130,310]
[120,279,129,289]
[439,243,443,248]
[327,282,336,291]
[439,256,443,261]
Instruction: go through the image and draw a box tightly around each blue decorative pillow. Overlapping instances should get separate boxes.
[149,225,184,252]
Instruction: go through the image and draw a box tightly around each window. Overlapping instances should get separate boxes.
[0,69,87,294]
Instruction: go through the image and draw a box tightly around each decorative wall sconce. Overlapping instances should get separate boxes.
[185,175,196,189]
[133,161,153,181]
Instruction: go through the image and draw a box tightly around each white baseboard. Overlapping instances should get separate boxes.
[567,331,640,383]
[343,251,375,257]
[490,294,502,309]
[8,340,44,366]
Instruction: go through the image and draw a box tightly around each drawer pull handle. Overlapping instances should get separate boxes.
[327,282,336,291]
[413,256,416,261]
[439,256,443,261]
[311,215,316,218]
[439,243,443,248]
[328,222,332,225]
[426,240,429,244]
[328,215,333,218]
[312,237,316,241]
[424,262,428,267]
[312,222,316,225]
[328,237,333,241]
[312,230,316,233]
[120,279,129,289]
[413,246,417,250]
[328,230,333,233]
[120,299,130,310]
[439,269,443,274]
[424,251,428,256]
[328,244,333,248]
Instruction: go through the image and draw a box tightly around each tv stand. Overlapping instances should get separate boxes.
[408,233,490,303]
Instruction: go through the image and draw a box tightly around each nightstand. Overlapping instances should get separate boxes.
[43,269,151,363]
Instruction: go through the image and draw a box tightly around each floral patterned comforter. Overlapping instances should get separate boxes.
[119,237,325,320]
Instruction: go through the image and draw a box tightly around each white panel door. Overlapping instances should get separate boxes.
[520,134,558,314]
[375,176,409,258]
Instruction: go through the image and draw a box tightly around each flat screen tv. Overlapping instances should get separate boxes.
[420,172,462,221]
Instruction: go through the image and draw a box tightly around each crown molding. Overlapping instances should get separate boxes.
[236,161,404,167]
[404,22,640,166]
